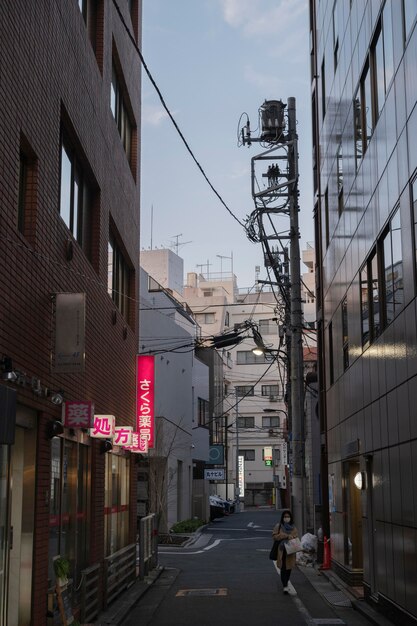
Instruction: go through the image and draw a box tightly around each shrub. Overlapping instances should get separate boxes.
[170,518,206,533]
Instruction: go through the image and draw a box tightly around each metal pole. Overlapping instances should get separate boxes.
[235,388,240,512]
[288,97,305,533]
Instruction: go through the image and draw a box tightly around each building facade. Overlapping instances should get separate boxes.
[0,1,142,624]
[311,0,417,622]
[138,266,210,531]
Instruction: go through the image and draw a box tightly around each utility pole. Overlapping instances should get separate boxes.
[235,387,240,512]
[288,98,305,531]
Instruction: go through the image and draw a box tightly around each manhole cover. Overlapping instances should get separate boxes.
[176,588,228,597]
[311,617,346,626]
[322,591,352,608]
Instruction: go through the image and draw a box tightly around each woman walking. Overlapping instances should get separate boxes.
[272,509,299,594]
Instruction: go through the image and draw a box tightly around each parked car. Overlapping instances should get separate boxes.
[209,495,225,521]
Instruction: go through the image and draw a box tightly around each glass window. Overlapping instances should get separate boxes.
[333,0,339,71]
[262,416,280,428]
[238,449,255,462]
[108,233,131,318]
[59,135,93,257]
[237,416,255,429]
[235,386,254,397]
[342,297,349,370]
[78,0,97,50]
[324,186,330,247]
[363,64,373,145]
[48,438,90,590]
[337,143,343,215]
[404,0,417,41]
[321,57,326,120]
[328,321,334,385]
[382,207,403,325]
[374,27,385,119]
[198,397,209,426]
[195,313,215,324]
[360,264,369,345]
[104,454,130,556]
[412,177,417,282]
[261,385,280,397]
[236,351,267,365]
[111,62,132,160]
[371,252,381,340]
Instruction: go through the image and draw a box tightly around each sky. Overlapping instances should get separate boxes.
[140,0,313,290]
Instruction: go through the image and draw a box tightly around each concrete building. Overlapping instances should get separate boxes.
[0,2,142,624]
[311,1,417,622]
[182,272,289,508]
[138,266,211,530]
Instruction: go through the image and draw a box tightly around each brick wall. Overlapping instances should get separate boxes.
[0,1,142,623]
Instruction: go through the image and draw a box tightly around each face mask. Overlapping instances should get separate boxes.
[283,517,290,522]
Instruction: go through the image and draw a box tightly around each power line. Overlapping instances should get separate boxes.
[112,0,245,230]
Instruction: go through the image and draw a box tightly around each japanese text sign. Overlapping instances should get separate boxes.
[90,415,115,439]
[63,401,94,429]
[136,355,155,452]
[113,426,133,446]
[123,432,144,454]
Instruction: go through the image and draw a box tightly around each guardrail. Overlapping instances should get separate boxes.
[103,543,136,607]
[139,513,158,579]
[80,562,101,623]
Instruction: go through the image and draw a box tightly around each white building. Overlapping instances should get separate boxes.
[138,264,210,530]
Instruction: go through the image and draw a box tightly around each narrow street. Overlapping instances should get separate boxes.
[125,510,377,626]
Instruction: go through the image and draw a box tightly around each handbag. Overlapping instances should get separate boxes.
[269,539,281,560]
[285,537,303,554]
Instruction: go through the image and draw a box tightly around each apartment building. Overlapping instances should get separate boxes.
[0,2,141,624]
[311,1,417,622]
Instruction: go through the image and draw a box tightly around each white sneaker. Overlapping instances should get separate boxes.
[283,586,289,594]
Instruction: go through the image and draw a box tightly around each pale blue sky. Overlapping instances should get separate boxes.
[141,0,313,289]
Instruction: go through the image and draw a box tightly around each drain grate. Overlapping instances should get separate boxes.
[176,588,228,597]
[322,591,352,608]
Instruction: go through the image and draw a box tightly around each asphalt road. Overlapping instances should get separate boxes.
[124,508,374,626]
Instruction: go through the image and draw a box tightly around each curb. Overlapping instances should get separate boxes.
[95,566,165,625]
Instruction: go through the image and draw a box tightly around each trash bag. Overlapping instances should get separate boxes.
[301,533,318,553]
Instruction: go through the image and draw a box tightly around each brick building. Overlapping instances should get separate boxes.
[0,1,142,624]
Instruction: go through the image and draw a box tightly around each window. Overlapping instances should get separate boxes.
[332,0,340,72]
[78,0,97,50]
[259,319,277,334]
[236,351,267,365]
[262,416,280,428]
[372,5,394,120]
[238,449,255,462]
[18,139,37,241]
[198,398,209,426]
[104,454,130,556]
[237,416,255,429]
[108,232,131,318]
[111,62,132,160]
[195,312,215,324]
[381,207,403,325]
[354,62,373,168]
[225,311,230,327]
[261,385,280,397]
[328,321,334,385]
[48,438,90,588]
[235,386,254,397]
[411,177,417,282]
[60,134,93,257]
[321,57,326,120]
[342,297,349,370]
[404,0,417,40]
[360,250,381,346]
[337,143,343,215]
[324,186,330,248]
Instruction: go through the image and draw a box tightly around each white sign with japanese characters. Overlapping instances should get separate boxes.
[204,469,225,480]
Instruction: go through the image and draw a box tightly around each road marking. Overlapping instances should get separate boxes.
[203,540,221,551]
[176,588,228,597]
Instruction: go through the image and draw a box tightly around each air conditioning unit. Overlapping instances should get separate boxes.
[268,428,275,436]
[269,395,278,402]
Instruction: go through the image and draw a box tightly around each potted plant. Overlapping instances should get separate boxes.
[53,556,70,587]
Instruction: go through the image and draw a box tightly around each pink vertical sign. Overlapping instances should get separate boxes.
[136,355,155,451]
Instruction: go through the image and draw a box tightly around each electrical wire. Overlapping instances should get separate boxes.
[112,0,245,230]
